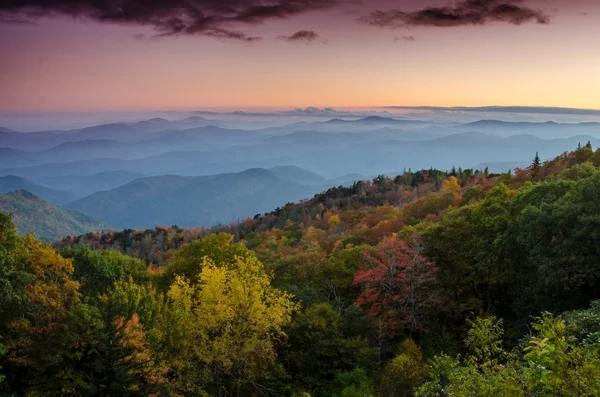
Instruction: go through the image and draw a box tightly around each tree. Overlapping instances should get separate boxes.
[354,236,441,334]
[331,368,374,397]
[166,233,253,284]
[3,242,85,393]
[112,314,170,394]
[0,343,6,385]
[7,243,80,368]
[379,338,426,397]
[0,213,34,325]
[167,254,297,396]
[61,246,148,297]
[284,304,375,396]
[441,176,460,192]
[532,151,541,172]
[416,304,600,397]
[512,172,600,313]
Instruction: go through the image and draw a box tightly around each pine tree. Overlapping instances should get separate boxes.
[533,152,541,170]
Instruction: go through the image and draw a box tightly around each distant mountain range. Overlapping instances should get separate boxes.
[0,190,106,241]
[453,120,600,137]
[67,168,337,229]
[39,170,144,199]
[2,130,596,184]
[0,116,228,151]
[1,115,598,232]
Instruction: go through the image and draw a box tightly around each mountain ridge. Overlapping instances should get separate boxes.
[0,190,106,241]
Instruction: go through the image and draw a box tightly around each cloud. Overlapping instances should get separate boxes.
[278,30,328,44]
[132,33,147,41]
[0,0,337,41]
[360,0,550,29]
[0,14,36,24]
[192,107,397,118]
[394,35,416,42]
[385,106,600,117]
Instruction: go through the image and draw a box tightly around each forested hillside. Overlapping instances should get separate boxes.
[2,144,600,396]
[0,190,106,241]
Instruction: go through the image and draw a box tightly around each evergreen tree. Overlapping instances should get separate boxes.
[532,152,541,170]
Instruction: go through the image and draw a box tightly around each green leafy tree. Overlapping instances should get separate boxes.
[61,246,148,296]
[284,304,375,396]
[166,233,253,284]
[379,338,426,397]
[331,368,374,397]
[0,213,34,326]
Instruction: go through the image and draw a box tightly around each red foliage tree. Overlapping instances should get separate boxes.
[354,236,442,333]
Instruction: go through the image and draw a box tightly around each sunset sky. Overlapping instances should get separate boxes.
[1,0,599,113]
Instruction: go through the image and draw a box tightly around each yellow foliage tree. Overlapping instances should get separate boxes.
[442,176,460,192]
[167,254,297,395]
[328,214,341,228]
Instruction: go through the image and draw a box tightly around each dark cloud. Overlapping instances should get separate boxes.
[394,35,416,42]
[361,0,550,29]
[278,30,328,43]
[0,0,337,41]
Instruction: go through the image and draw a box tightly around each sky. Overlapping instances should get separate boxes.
[0,0,599,113]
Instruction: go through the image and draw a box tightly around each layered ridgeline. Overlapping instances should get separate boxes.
[2,115,599,232]
[2,116,599,193]
[66,168,339,229]
[0,190,105,241]
[3,143,600,395]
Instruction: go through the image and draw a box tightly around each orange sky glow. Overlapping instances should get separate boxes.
[0,0,598,112]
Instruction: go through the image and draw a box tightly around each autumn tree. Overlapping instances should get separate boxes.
[7,242,80,368]
[166,233,253,285]
[167,254,297,396]
[3,240,83,393]
[354,236,441,334]
[441,176,460,192]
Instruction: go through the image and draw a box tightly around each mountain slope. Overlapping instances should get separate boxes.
[269,166,326,185]
[67,168,327,228]
[0,175,71,205]
[0,190,106,241]
[39,170,144,199]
